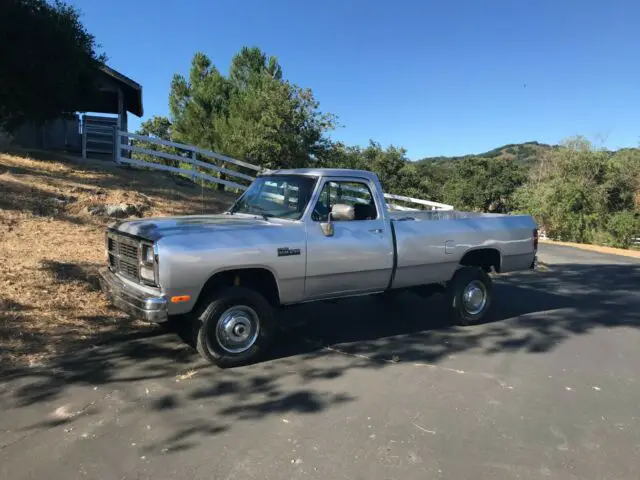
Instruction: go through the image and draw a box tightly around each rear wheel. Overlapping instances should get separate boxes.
[194,286,274,368]
[446,266,493,325]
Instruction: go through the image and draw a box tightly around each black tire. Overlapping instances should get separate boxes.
[194,286,274,368]
[446,266,493,325]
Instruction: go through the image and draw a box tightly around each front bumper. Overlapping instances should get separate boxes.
[98,267,168,322]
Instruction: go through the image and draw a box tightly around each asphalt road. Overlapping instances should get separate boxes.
[1,244,639,480]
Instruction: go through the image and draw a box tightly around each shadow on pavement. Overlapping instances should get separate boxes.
[0,262,638,454]
[268,263,639,364]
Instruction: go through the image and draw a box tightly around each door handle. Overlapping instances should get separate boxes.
[369,228,384,234]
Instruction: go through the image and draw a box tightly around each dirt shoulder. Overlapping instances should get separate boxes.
[0,149,236,370]
[539,238,640,259]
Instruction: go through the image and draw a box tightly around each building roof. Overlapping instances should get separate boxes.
[85,65,143,117]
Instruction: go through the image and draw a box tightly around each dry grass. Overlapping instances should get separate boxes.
[0,149,237,370]
[539,238,640,258]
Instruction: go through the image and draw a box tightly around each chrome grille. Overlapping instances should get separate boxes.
[106,232,140,281]
[119,242,138,261]
[118,259,139,279]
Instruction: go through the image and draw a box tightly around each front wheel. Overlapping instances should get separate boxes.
[446,266,493,325]
[194,286,274,368]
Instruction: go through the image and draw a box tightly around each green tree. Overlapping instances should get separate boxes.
[603,148,640,213]
[443,157,526,212]
[516,137,639,245]
[0,0,105,130]
[169,53,230,150]
[229,46,282,89]
[361,141,408,192]
[316,141,366,170]
[413,160,452,204]
[168,48,335,173]
[605,211,640,248]
[132,116,183,168]
[137,116,173,140]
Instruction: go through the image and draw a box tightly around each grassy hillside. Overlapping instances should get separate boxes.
[417,141,640,168]
[0,149,237,369]
[417,141,558,166]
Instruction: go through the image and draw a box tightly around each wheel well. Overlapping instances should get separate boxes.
[195,268,280,309]
[460,248,501,273]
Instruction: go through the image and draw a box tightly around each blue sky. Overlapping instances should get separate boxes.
[70,0,639,159]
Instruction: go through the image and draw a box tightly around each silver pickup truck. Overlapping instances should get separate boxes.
[99,168,538,367]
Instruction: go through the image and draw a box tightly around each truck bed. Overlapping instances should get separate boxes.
[388,210,504,221]
[388,210,537,289]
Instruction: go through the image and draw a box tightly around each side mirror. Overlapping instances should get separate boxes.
[319,204,354,237]
[331,204,355,221]
[320,216,334,237]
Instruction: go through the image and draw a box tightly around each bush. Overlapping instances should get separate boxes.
[605,211,640,248]
[515,137,640,248]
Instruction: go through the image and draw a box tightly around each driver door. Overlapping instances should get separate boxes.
[304,178,394,300]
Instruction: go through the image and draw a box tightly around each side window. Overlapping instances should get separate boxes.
[311,181,378,221]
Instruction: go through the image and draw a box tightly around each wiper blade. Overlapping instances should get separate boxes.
[248,205,273,221]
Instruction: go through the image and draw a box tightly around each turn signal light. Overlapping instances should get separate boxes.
[171,295,191,303]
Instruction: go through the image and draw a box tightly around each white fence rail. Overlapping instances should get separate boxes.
[383,192,453,211]
[111,129,454,211]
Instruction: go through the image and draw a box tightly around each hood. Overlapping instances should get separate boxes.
[112,214,273,241]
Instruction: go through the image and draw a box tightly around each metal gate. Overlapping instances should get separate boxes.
[81,115,118,160]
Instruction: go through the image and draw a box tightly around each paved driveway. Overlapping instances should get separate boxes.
[1,244,639,480]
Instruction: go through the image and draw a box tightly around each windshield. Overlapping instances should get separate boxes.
[229,175,318,220]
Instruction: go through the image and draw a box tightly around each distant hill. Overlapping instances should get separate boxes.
[416,141,559,166]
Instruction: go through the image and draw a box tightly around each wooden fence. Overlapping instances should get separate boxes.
[107,130,638,243]
[106,129,454,211]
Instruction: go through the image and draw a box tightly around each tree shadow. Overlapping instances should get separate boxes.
[1,149,237,217]
[40,260,101,291]
[0,262,638,455]
[268,263,639,364]
[0,149,238,371]
[0,173,89,226]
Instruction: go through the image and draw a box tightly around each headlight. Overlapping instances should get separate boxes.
[141,244,155,264]
[140,265,155,282]
[140,243,158,286]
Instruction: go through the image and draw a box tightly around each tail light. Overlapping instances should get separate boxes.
[533,228,539,252]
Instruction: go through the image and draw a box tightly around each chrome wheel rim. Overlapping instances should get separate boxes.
[214,305,260,354]
[462,280,487,315]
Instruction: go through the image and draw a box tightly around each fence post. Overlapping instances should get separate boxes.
[82,124,87,159]
[112,127,120,163]
[217,161,226,191]
[191,151,197,181]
